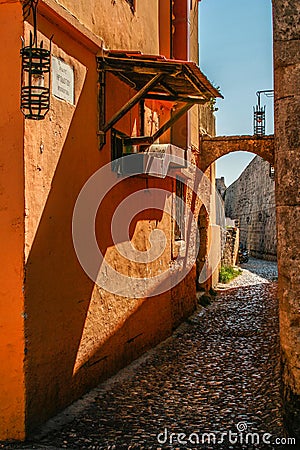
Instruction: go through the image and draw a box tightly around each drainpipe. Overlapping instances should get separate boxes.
[173,0,190,60]
[170,0,173,58]
[172,0,191,153]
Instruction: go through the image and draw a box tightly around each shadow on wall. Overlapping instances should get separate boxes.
[24,83,174,434]
[24,44,197,437]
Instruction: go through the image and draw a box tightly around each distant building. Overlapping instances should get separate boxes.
[225,156,277,261]
[216,177,239,267]
[216,176,227,199]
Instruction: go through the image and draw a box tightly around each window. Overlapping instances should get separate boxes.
[175,176,185,240]
[111,128,137,174]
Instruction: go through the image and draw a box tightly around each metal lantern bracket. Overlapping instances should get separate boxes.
[20,0,52,120]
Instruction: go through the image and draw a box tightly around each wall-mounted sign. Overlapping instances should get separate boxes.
[52,56,74,105]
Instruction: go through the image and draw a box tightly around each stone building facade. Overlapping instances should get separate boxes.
[225,156,277,261]
[221,226,239,267]
[216,176,227,199]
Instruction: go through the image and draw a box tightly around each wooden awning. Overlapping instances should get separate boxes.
[97,51,222,148]
[98,51,222,103]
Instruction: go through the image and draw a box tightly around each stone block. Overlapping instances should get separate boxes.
[275,150,300,206]
[276,206,300,262]
[277,206,300,405]
[273,0,300,42]
[274,64,300,98]
[274,40,300,69]
[274,95,300,150]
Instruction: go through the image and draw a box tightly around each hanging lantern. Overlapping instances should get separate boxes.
[21,34,51,120]
[253,105,266,136]
[20,0,52,120]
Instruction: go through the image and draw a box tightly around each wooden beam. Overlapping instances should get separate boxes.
[100,73,164,134]
[182,66,207,96]
[152,103,193,142]
[123,103,193,147]
[98,57,183,74]
[124,136,154,146]
[145,93,206,104]
[159,80,178,97]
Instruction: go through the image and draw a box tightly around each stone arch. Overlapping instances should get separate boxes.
[199,135,274,172]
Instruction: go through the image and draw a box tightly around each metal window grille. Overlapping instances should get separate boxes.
[175,176,185,240]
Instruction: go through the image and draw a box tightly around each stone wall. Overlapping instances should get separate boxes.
[273,0,300,438]
[225,156,277,261]
[222,227,239,267]
[216,176,226,199]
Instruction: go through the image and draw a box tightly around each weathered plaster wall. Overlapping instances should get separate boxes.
[21,1,209,434]
[190,0,201,151]
[0,0,218,438]
[225,156,277,261]
[55,0,159,54]
[188,171,221,293]
[0,1,26,441]
[22,13,178,433]
[273,0,300,437]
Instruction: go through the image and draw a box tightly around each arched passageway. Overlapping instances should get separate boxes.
[199,135,274,172]
[196,204,209,290]
[216,153,277,262]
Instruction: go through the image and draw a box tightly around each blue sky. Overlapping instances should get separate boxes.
[199,0,274,186]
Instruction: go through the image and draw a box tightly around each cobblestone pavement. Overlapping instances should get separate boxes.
[217,257,278,290]
[4,259,291,450]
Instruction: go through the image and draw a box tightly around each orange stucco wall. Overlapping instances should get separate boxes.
[56,0,159,54]
[159,0,171,58]
[0,0,217,438]
[0,1,26,441]
[22,6,197,433]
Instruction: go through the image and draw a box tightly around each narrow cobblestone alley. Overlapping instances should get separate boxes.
[5,259,292,450]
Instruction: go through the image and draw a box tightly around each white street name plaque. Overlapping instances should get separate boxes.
[52,56,74,105]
